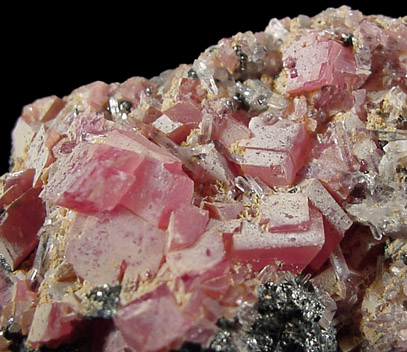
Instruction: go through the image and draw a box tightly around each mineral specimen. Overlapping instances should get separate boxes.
[1,5,406,352]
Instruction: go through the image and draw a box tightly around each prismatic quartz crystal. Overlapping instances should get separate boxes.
[1,6,407,352]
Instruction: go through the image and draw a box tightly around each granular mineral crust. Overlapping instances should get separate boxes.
[1,5,406,352]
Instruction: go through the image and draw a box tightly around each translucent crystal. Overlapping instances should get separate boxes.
[234,79,272,112]
[383,86,407,127]
[360,238,407,351]
[193,56,218,95]
[346,138,407,239]
[264,18,289,48]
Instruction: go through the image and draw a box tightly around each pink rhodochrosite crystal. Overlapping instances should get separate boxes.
[66,207,167,286]
[114,284,194,352]
[1,5,407,352]
[283,36,357,94]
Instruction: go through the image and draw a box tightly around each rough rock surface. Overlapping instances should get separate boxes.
[1,6,406,352]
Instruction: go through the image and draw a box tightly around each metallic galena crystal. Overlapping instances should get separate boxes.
[207,276,337,352]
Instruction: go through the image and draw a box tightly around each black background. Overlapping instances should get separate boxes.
[1,1,404,174]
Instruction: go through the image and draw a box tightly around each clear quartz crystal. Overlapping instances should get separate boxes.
[265,18,290,48]
[193,56,218,95]
[234,79,272,112]
[346,138,407,239]
[234,175,264,199]
[244,175,265,200]
[383,86,407,128]
[360,238,407,351]
[200,112,214,143]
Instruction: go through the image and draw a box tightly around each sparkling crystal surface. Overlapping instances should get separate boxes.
[1,5,406,352]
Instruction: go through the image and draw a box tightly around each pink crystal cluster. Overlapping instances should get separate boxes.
[1,6,407,352]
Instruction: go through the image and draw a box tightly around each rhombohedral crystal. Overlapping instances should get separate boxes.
[0,5,406,352]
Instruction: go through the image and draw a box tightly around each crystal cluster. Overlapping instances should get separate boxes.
[174,275,337,352]
[0,5,406,352]
[210,275,337,352]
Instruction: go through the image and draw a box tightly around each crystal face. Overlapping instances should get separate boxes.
[1,5,407,352]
